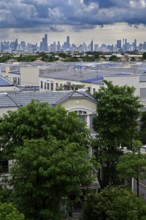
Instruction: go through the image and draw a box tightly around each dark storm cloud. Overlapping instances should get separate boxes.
[0,0,146,32]
[84,0,115,8]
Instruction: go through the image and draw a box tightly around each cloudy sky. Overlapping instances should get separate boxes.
[0,0,146,45]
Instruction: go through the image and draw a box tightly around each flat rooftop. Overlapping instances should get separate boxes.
[39,62,144,84]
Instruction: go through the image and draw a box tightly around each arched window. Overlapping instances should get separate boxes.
[74,110,87,123]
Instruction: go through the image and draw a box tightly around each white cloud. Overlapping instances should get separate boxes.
[0,0,146,44]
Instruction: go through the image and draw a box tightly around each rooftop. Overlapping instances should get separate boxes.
[0,90,96,108]
[39,63,143,84]
[0,76,14,87]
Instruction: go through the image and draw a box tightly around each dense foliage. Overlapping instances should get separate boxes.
[82,186,146,220]
[93,81,141,188]
[0,203,25,220]
[0,100,90,159]
[10,138,94,220]
[0,100,95,220]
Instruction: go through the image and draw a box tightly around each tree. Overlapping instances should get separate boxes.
[117,152,146,196]
[10,138,95,220]
[0,100,90,159]
[140,111,146,144]
[109,55,119,61]
[142,52,146,60]
[82,186,146,220]
[0,203,24,220]
[0,100,95,219]
[93,81,142,188]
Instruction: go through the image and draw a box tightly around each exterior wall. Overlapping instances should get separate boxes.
[7,73,20,85]
[39,77,83,91]
[61,98,97,136]
[140,81,146,108]
[20,67,40,87]
[0,86,19,92]
[83,82,101,94]
[105,75,140,96]
[39,77,102,94]
[61,98,97,114]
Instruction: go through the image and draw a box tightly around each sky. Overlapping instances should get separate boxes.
[0,0,146,45]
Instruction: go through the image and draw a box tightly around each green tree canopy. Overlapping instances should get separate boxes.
[10,138,95,220]
[0,203,25,220]
[0,100,90,159]
[93,81,142,188]
[142,52,146,60]
[94,81,141,147]
[109,55,119,61]
[117,152,146,196]
[82,186,146,220]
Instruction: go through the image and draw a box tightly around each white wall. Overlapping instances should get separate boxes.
[20,67,40,87]
[105,75,140,96]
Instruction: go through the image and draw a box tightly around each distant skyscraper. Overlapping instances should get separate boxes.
[57,41,61,51]
[133,39,137,51]
[117,40,122,50]
[66,36,70,49]
[40,34,48,51]
[90,40,94,51]
[123,39,128,52]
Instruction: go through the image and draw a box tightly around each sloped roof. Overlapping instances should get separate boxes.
[0,90,96,108]
[0,93,17,107]
[56,90,96,104]
[0,77,13,86]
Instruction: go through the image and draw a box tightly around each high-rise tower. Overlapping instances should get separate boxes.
[40,34,48,51]
[66,36,70,49]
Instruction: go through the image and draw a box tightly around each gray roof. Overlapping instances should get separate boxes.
[0,77,13,86]
[0,93,17,107]
[0,90,96,108]
[39,65,143,84]
[140,75,146,82]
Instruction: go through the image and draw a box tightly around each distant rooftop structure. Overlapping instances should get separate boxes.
[39,62,144,85]
[0,90,96,108]
[0,76,14,87]
[9,70,20,75]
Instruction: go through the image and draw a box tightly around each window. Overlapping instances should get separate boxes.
[47,83,49,90]
[89,114,97,134]
[74,110,87,123]
[13,77,17,84]
[87,87,91,93]
[51,83,53,91]
[93,88,96,94]
[0,160,8,173]
[41,81,43,89]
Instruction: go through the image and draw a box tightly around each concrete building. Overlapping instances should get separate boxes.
[2,61,146,108]
[38,62,146,109]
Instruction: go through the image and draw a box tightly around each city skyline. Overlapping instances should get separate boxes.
[0,1,146,44]
[1,34,146,53]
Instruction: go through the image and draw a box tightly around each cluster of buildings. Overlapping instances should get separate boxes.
[1,60,146,204]
[0,34,146,53]
[1,60,146,118]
